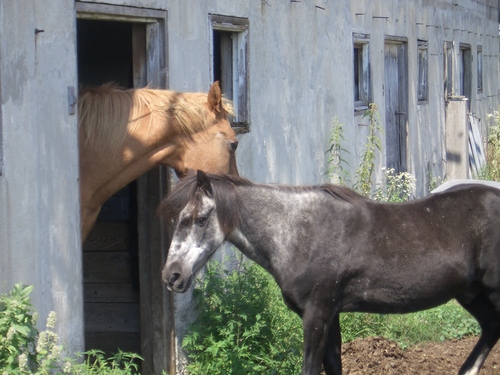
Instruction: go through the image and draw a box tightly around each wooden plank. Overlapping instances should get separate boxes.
[84,302,140,333]
[84,283,139,303]
[83,252,134,283]
[76,2,166,22]
[137,11,175,375]
[85,332,141,354]
[83,222,129,251]
[132,24,147,89]
[468,114,486,177]
[137,166,174,375]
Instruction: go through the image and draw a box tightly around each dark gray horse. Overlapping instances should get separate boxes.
[160,171,500,375]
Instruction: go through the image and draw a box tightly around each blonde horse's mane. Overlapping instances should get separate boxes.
[78,83,233,153]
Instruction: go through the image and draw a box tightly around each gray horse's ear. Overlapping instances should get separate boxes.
[196,170,213,197]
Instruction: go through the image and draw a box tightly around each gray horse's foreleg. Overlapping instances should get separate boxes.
[301,309,331,375]
[458,332,499,375]
[322,313,342,375]
[457,293,500,375]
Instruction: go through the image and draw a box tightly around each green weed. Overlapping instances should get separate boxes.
[182,256,302,375]
[478,110,500,181]
[325,116,350,186]
[0,284,142,375]
[354,103,383,196]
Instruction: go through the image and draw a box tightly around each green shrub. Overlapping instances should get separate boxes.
[325,104,416,201]
[354,103,383,197]
[182,257,303,375]
[325,117,350,186]
[0,284,38,372]
[373,168,416,202]
[0,283,143,375]
[478,110,500,181]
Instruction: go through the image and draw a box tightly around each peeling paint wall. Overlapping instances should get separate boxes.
[76,0,499,191]
[0,1,82,354]
[1,0,498,371]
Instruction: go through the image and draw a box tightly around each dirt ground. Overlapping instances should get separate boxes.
[338,336,500,374]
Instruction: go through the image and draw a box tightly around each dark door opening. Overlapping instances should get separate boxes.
[77,18,140,356]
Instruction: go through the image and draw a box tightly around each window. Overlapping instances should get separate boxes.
[459,43,472,109]
[210,15,249,132]
[417,40,428,103]
[444,42,453,98]
[353,33,371,111]
[477,45,483,93]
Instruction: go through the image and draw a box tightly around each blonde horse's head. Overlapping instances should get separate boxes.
[170,81,239,178]
[78,81,240,241]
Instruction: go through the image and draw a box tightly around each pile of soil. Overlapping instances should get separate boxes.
[339,336,499,374]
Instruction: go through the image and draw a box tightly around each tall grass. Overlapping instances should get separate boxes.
[340,302,479,349]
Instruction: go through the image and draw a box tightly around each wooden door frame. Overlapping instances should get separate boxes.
[75,3,174,374]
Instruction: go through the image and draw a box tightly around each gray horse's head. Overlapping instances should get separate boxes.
[161,170,240,292]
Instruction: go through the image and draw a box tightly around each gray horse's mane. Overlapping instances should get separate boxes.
[158,173,367,233]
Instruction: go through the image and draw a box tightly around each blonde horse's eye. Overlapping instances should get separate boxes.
[230,141,238,152]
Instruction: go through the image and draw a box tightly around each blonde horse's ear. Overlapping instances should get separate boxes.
[207,81,222,113]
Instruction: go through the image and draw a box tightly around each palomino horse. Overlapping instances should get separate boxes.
[161,171,500,375]
[78,82,238,240]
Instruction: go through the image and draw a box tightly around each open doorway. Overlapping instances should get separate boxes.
[78,17,140,355]
[76,4,173,374]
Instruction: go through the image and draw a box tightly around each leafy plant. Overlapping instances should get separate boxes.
[354,103,383,196]
[0,284,143,375]
[373,168,416,202]
[182,255,303,375]
[425,162,441,193]
[69,350,143,375]
[478,110,500,181]
[325,117,350,185]
[0,284,38,372]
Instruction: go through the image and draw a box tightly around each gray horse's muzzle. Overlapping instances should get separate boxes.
[162,262,192,293]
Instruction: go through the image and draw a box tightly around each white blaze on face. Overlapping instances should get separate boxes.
[167,194,226,280]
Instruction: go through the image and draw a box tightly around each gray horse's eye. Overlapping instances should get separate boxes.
[194,216,208,227]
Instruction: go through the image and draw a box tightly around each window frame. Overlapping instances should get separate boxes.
[353,33,371,113]
[477,45,483,93]
[209,14,250,133]
[444,41,453,99]
[417,40,429,104]
[459,43,472,104]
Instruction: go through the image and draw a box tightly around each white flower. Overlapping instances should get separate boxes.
[46,311,57,329]
[18,353,28,371]
[32,312,39,325]
[63,361,73,373]
[37,331,48,353]
[6,327,15,341]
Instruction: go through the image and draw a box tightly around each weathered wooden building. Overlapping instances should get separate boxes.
[1,1,498,374]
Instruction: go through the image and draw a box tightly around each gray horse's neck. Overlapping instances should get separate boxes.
[227,186,348,286]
